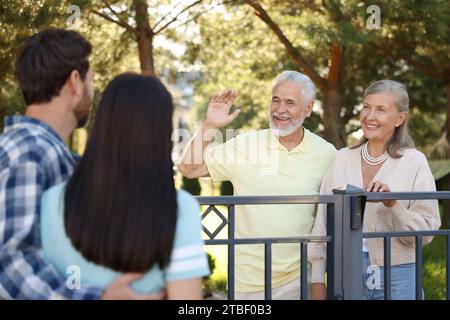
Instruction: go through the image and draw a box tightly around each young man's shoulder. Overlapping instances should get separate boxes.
[0,126,61,170]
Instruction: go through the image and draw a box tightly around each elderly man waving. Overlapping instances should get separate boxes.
[179,70,336,300]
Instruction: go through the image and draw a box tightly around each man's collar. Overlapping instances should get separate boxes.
[267,127,311,154]
[4,115,65,144]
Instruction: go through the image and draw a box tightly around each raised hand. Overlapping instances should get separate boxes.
[204,89,240,130]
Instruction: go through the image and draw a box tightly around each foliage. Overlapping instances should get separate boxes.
[206,252,216,277]
[0,0,69,130]
[220,181,234,196]
[184,0,449,150]
[181,176,202,195]
[1,1,448,149]
[423,232,447,299]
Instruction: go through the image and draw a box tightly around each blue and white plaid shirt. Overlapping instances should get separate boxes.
[0,115,102,299]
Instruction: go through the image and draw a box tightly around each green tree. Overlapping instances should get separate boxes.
[366,0,449,139]
[0,0,68,130]
[186,0,448,152]
[83,0,211,76]
[364,0,450,225]
[243,0,351,147]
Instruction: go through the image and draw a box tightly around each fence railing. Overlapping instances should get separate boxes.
[195,186,450,300]
[363,191,450,300]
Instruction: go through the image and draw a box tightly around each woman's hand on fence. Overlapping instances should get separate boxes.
[311,283,327,300]
[365,180,396,207]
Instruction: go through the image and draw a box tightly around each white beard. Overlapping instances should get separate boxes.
[269,112,305,137]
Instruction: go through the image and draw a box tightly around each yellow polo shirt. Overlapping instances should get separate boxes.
[205,128,336,292]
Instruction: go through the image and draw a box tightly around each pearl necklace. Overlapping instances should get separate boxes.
[361,142,389,166]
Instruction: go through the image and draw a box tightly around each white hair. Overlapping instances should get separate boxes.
[364,79,409,113]
[272,70,316,104]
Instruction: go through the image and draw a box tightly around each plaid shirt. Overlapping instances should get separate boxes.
[0,116,102,299]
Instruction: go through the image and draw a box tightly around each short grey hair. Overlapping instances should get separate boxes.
[352,79,415,157]
[272,70,316,104]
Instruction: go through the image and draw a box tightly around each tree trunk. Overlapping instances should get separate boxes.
[134,0,155,76]
[322,87,346,148]
[321,42,346,149]
[446,82,450,142]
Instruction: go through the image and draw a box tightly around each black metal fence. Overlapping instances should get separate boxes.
[196,186,450,300]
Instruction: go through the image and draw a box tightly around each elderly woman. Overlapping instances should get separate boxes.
[310,80,441,300]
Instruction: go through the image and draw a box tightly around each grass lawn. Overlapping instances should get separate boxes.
[423,235,448,299]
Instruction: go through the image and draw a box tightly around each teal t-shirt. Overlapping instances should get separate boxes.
[40,182,210,294]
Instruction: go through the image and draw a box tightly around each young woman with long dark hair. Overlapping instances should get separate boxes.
[40,73,209,299]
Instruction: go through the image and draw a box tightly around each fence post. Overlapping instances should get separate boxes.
[333,185,366,300]
[327,194,343,299]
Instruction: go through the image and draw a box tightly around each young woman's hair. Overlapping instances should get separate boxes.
[64,72,177,272]
[351,79,415,158]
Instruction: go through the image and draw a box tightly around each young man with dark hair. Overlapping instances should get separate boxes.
[0,28,163,300]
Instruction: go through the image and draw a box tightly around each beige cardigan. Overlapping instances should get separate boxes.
[309,146,441,284]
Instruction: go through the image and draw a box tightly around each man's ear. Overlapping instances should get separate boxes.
[305,100,314,117]
[67,70,83,98]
